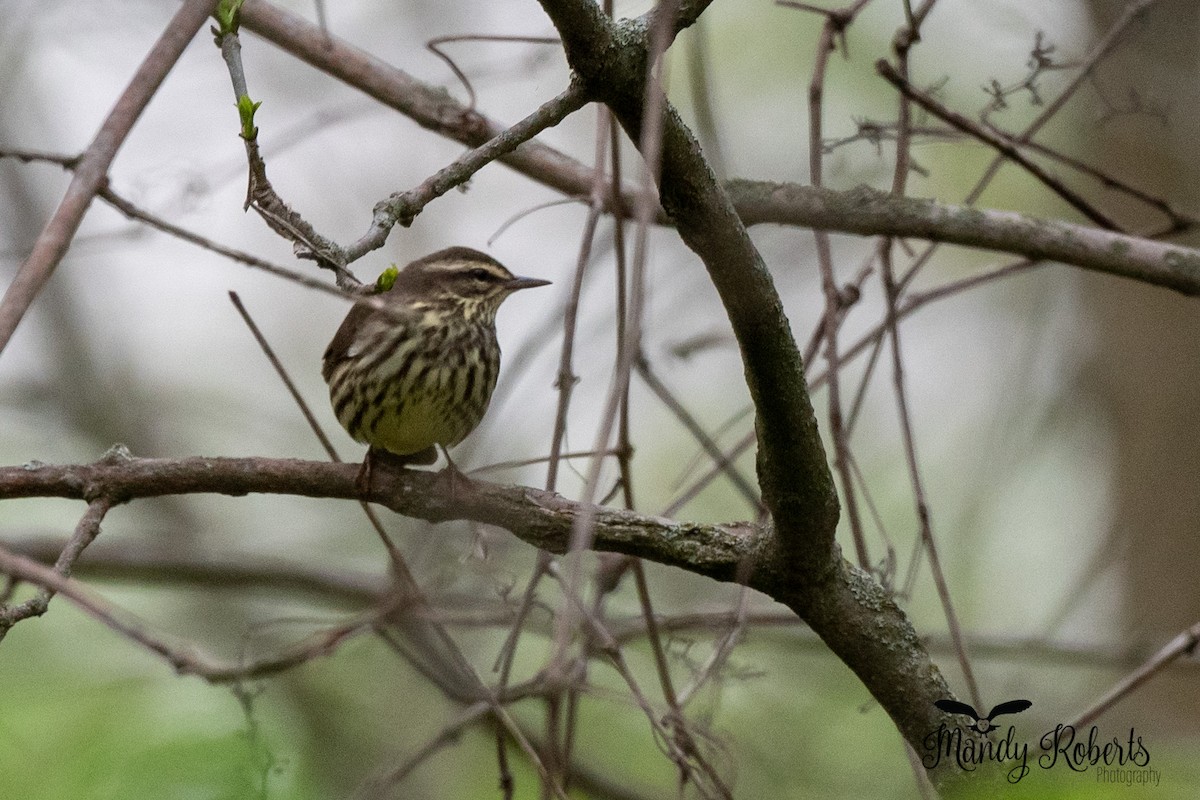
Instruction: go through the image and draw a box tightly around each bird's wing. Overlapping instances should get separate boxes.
[986,699,1033,720]
[322,301,418,377]
[934,699,980,720]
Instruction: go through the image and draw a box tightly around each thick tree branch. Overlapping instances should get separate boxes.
[530,0,967,778]
[0,456,757,581]
[729,181,1200,296]
[537,0,837,553]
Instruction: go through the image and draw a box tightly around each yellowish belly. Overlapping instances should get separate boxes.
[366,388,483,456]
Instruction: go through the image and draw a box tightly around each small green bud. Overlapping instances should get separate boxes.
[375,266,400,293]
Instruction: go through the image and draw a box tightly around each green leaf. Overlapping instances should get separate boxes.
[214,0,246,36]
[236,94,262,140]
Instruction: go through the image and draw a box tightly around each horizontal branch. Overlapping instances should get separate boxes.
[10,532,1197,676]
[2,534,384,605]
[0,455,758,582]
[729,181,1200,295]
[0,542,376,681]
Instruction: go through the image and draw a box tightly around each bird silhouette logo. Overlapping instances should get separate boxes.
[934,699,1032,735]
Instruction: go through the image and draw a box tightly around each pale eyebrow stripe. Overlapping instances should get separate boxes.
[429,260,509,277]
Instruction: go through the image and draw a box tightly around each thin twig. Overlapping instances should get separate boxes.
[0,149,367,302]
[100,188,358,301]
[0,542,379,679]
[674,587,750,708]
[354,700,492,798]
[359,83,590,251]
[238,1,650,223]
[1070,621,1200,729]
[546,109,612,492]
[611,125,636,511]
[808,12,871,568]
[881,4,979,710]
[228,292,339,457]
[661,430,756,519]
[226,292,407,575]
[216,15,361,286]
[427,34,561,113]
[1018,138,1198,233]
[880,243,980,709]
[371,627,569,800]
[0,496,111,637]
[487,197,588,246]
[490,553,553,798]
[886,0,1162,293]
[555,0,678,653]
[470,449,619,476]
[634,354,761,515]
[665,258,1042,514]
[2,535,384,605]
[631,560,680,710]
[876,60,1121,231]
[547,560,732,800]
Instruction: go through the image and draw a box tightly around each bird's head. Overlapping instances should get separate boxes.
[381,247,550,321]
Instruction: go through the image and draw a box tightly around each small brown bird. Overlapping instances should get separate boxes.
[322,247,550,489]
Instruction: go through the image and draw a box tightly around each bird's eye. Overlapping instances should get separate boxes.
[467,268,493,282]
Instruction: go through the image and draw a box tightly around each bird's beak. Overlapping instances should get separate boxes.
[506,276,552,291]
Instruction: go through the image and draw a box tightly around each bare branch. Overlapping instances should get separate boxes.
[0,497,110,636]
[875,59,1120,230]
[0,456,757,580]
[0,541,376,680]
[238,0,639,220]
[1070,621,1200,729]
[352,83,590,259]
[729,181,1200,295]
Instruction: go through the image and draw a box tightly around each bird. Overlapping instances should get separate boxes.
[934,698,1032,735]
[322,246,550,492]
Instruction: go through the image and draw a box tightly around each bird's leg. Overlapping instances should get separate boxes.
[358,446,439,497]
[355,447,377,497]
[437,445,473,502]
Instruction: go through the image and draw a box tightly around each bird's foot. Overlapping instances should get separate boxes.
[357,446,438,497]
[437,448,474,503]
[355,448,377,497]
